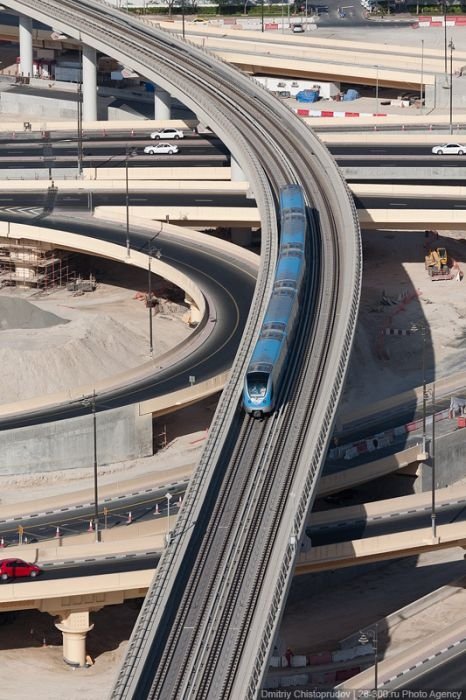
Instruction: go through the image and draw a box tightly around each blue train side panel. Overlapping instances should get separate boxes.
[279,184,306,213]
[243,183,308,417]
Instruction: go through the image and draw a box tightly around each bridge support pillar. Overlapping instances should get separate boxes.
[19,15,33,78]
[154,87,171,120]
[82,45,98,122]
[55,610,94,667]
[230,155,245,182]
[184,292,203,325]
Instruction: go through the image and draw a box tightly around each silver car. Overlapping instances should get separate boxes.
[144,142,179,155]
[432,143,466,155]
[150,127,184,140]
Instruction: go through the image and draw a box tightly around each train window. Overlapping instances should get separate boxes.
[274,280,297,289]
[249,362,273,374]
[246,372,269,398]
[275,289,296,297]
[281,243,304,251]
[263,322,286,332]
[261,330,284,340]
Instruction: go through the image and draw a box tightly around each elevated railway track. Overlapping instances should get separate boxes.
[3,0,360,696]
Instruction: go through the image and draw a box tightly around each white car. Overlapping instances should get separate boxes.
[150,127,184,140]
[432,143,466,155]
[292,23,305,32]
[144,143,179,155]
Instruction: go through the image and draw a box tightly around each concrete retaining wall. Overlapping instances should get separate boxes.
[0,403,152,475]
[418,427,466,491]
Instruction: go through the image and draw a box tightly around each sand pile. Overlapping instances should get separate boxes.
[0,296,67,330]
[0,312,148,404]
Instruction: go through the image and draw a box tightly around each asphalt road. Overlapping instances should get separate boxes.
[0,212,256,430]
[0,552,160,585]
[0,189,462,216]
[307,497,466,546]
[0,191,255,212]
[0,480,189,547]
[388,643,466,691]
[0,137,463,170]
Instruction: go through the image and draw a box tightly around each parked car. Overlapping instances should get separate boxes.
[144,143,179,155]
[0,558,41,581]
[432,143,466,155]
[292,23,305,32]
[150,127,184,140]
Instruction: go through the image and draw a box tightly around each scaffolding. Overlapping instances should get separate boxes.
[0,238,76,292]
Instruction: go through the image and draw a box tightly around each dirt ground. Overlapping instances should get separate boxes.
[339,227,466,413]
[1,226,465,698]
[2,41,466,692]
[0,259,191,404]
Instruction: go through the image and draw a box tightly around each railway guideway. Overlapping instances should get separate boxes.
[0,0,361,695]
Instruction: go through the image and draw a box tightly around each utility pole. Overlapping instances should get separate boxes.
[420,39,424,113]
[125,150,130,256]
[444,2,448,77]
[148,253,153,358]
[77,46,83,178]
[431,382,437,540]
[81,390,99,543]
[449,39,455,135]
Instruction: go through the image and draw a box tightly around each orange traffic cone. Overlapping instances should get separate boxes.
[0,538,5,548]
[127,511,132,524]
[88,520,93,532]
[55,527,60,538]
[154,503,160,515]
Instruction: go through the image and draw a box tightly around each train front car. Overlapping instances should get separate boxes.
[243,184,307,418]
[243,290,295,417]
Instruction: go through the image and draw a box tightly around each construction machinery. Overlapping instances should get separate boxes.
[425,247,452,280]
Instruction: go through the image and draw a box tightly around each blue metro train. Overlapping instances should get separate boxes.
[242,184,308,418]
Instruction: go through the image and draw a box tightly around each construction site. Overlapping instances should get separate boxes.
[0,237,94,293]
[337,226,466,416]
[0,249,191,404]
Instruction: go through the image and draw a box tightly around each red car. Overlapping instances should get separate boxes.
[0,558,41,581]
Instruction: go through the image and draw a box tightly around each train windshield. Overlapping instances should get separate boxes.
[247,372,269,398]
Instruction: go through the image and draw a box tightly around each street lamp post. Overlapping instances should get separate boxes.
[261,0,265,32]
[449,39,455,135]
[431,382,437,539]
[375,64,379,115]
[181,0,186,38]
[359,624,378,692]
[77,46,83,178]
[125,149,130,257]
[148,253,153,358]
[420,39,424,113]
[444,2,448,77]
[125,146,137,258]
[142,231,162,358]
[422,325,427,457]
[166,491,172,545]
[82,390,99,543]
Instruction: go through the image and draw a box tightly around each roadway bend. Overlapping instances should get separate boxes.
[0,213,256,430]
[2,0,361,696]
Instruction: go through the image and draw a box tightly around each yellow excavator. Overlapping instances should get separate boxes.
[425,247,451,280]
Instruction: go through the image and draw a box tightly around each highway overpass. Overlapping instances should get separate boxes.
[2,487,466,666]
